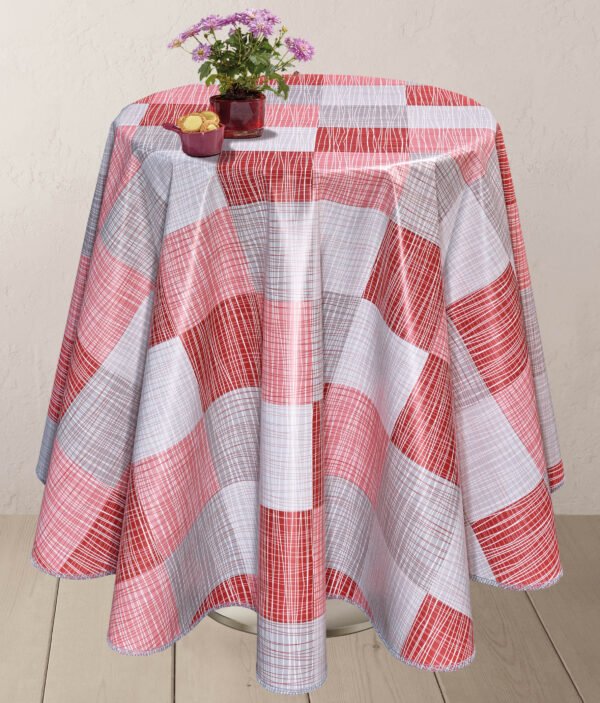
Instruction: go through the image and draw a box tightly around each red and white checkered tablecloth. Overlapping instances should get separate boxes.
[31,73,565,694]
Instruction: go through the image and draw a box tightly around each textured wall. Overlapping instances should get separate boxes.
[1,0,598,513]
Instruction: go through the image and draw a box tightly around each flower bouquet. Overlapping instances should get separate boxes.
[168,9,315,137]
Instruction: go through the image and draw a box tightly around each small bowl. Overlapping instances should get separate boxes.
[162,123,224,157]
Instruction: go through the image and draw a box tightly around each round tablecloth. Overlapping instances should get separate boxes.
[32,73,565,694]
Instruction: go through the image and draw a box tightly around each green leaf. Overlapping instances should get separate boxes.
[270,73,289,98]
[197,62,212,81]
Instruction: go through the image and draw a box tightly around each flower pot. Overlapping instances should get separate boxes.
[209,93,266,139]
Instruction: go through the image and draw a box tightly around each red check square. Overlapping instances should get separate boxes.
[364,221,443,351]
[218,151,314,205]
[262,299,313,405]
[471,479,562,586]
[391,354,458,484]
[447,264,528,396]
[316,127,409,153]
[401,594,474,668]
[258,506,325,623]
[182,292,263,410]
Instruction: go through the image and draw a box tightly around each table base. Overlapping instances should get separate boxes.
[208,600,373,637]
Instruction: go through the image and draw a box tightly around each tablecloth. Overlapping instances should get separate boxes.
[31,73,565,694]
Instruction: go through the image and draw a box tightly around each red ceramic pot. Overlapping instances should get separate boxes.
[162,123,224,157]
[209,93,266,139]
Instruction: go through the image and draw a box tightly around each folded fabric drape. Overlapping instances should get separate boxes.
[31,73,564,695]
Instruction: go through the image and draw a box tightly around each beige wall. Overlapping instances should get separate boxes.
[1,0,598,514]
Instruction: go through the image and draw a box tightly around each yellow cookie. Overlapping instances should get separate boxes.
[199,110,220,123]
[177,114,204,132]
[186,112,216,126]
[204,123,218,131]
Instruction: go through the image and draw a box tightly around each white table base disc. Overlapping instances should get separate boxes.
[208,600,372,637]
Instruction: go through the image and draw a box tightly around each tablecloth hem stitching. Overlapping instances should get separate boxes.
[549,479,565,494]
[104,591,479,678]
[30,553,116,581]
[29,558,562,685]
[469,567,564,591]
[254,672,329,696]
[322,593,478,673]
[30,550,565,633]
[104,601,330,694]
[106,600,257,658]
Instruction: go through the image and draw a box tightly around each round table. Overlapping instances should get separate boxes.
[31,73,565,695]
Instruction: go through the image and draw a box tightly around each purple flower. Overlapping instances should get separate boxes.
[167,36,184,49]
[284,36,315,62]
[191,43,212,62]
[258,8,280,24]
[222,13,240,25]
[248,17,276,37]
[236,8,260,23]
[237,8,280,33]
[196,14,230,32]
[177,23,203,42]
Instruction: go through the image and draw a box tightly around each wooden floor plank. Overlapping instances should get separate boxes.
[437,580,581,703]
[176,615,309,702]
[44,575,172,703]
[0,515,58,703]
[528,515,600,702]
[309,627,445,703]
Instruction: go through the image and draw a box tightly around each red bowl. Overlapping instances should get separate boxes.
[162,123,224,157]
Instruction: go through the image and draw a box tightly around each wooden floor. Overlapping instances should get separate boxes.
[1,515,598,703]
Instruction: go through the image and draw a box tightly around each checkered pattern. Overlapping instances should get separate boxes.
[31,74,565,695]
